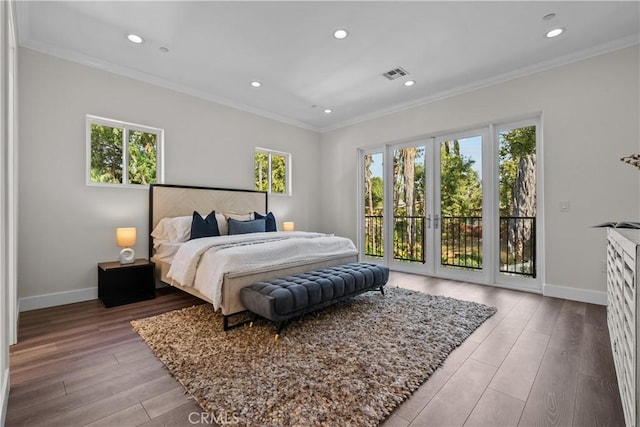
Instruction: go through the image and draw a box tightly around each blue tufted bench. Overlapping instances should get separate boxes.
[239,262,389,338]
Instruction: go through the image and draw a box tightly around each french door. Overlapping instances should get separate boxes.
[359,119,540,289]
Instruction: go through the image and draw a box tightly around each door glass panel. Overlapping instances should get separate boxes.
[364,152,384,258]
[499,126,537,277]
[440,136,483,270]
[393,146,426,263]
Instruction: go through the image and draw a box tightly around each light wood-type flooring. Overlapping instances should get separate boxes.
[6,272,624,426]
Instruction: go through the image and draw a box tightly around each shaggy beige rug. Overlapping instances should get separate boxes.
[131,287,495,426]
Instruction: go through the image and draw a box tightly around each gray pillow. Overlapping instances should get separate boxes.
[228,218,266,235]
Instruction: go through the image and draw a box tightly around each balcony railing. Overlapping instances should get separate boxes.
[364,215,536,278]
[441,216,483,270]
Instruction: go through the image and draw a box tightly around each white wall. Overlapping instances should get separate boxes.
[18,48,321,305]
[320,46,640,298]
[1,0,19,423]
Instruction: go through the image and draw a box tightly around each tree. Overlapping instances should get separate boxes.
[440,140,482,217]
[128,130,157,185]
[90,124,123,183]
[499,127,536,265]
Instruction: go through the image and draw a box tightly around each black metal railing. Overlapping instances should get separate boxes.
[499,216,536,278]
[365,215,425,262]
[440,216,483,270]
[364,215,384,258]
[364,215,536,278]
[393,216,425,262]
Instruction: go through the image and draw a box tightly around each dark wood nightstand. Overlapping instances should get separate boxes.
[98,259,155,307]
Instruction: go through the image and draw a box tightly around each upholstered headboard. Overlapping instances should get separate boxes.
[148,184,268,258]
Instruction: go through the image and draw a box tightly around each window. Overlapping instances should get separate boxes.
[254,148,291,195]
[86,115,163,187]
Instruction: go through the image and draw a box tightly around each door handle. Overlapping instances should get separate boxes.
[434,214,440,229]
[426,214,431,229]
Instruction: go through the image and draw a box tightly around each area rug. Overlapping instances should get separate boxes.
[131,288,496,426]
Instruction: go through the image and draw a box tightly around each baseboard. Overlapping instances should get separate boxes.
[543,283,607,306]
[19,287,98,312]
[1,367,9,427]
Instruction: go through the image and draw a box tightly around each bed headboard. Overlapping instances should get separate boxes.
[148,184,268,258]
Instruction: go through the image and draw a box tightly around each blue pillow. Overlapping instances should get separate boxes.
[228,218,266,235]
[254,212,277,232]
[190,211,220,239]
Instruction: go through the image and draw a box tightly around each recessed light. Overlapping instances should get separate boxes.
[545,28,565,38]
[404,80,416,87]
[127,34,144,44]
[159,46,169,53]
[333,29,349,40]
[324,108,333,114]
[250,81,262,88]
[542,13,556,21]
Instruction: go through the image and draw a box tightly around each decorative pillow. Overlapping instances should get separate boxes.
[223,212,254,222]
[152,216,191,242]
[169,216,193,242]
[151,218,171,241]
[254,212,277,232]
[215,212,229,236]
[190,211,220,239]
[228,218,266,235]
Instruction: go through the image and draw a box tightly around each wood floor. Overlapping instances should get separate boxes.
[6,273,624,426]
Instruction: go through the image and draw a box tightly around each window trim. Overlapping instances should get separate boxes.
[255,147,291,196]
[86,115,164,188]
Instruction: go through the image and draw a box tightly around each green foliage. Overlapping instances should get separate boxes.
[254,152,269,192]
[90,124,157,185]
[128,130,157,185]
[90,124,123,183]
[254,151,288,194]
[440,140,482,217]
[368,177,383,213]
[499,126,536,215]
[271,155,287,194]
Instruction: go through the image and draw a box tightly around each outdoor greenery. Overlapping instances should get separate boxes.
[499,126,536,216]
[363,126,536,277]
[255,151,288,194]
[440,140,482,268]
[90,124,158,185]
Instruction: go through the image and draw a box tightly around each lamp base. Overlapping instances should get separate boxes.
[119,248,135,264]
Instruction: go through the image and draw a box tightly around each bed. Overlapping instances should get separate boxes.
[148,184,359,328]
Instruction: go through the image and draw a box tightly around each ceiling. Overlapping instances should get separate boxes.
[16,1,640,132]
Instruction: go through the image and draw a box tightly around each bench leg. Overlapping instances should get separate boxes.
[223,312,251,331]
[275,321,286,341]
[249,313,259,328]
[380,286,385,296]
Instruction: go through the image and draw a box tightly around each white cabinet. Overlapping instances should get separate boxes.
[607,228,640,427]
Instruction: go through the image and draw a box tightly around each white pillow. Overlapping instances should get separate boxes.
[216,212,229,236]
[223,212,254,221]
[151,218,171,241]
[153,212,229,242]
[168,216,193,242]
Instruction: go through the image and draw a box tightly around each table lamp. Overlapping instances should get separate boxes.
[116,227,136,264]
[283,222,295,232]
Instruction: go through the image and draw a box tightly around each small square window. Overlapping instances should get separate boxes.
[87,115,163,187]
[255,148,291,195]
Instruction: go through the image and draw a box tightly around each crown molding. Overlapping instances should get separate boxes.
[18,39,321,133]
[320,34,640,133]
[15,0,638,137]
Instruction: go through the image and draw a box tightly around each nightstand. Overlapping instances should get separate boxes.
[98,259,155,307]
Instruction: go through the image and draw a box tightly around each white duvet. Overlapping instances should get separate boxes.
[166,231,358,310]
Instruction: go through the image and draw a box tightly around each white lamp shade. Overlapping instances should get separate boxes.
[116,227,137,247]
[283,222,295,232]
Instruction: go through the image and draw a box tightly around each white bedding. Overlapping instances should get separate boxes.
[152,241,183,263]
[166,231,358,310]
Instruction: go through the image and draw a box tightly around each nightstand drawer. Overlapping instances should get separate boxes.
[98,259,155,307]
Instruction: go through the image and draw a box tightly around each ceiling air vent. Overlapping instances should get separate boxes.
[382,67,409,80]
